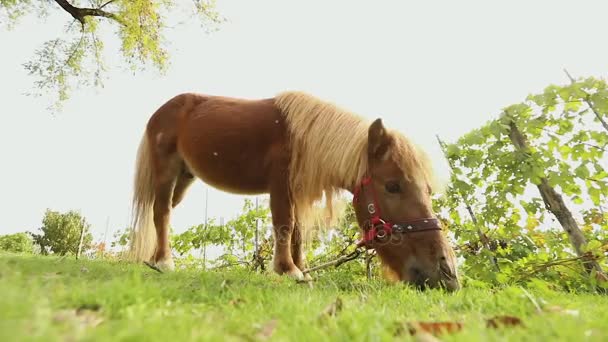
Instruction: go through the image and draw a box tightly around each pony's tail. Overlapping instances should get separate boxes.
[127,131,157,263]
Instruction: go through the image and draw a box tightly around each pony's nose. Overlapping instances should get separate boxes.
[438,255,460,292]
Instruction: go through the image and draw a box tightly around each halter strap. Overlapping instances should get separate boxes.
[352,175,442,247]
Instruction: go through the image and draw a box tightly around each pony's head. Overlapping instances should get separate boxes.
[352,118,460,291]
[274,91,459,290]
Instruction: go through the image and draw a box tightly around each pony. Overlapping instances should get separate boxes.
[127,91,460,291]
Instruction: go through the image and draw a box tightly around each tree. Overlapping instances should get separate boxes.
[434,75,608,291]
[30,209,93,255]
[0,0,223,110]
[0,232,34,253]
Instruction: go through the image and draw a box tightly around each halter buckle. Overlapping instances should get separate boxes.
[367,203,376,214]
[376,229,387,239]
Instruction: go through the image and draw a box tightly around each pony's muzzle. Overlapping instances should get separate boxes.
[438,256,460,292]
[407,257,460,292]
[409,266,430,290]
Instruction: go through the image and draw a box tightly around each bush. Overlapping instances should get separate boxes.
[0,232,34,253]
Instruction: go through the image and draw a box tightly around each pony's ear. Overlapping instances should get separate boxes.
[368,118,391,161]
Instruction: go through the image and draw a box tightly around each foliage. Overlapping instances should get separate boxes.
[110,226,130,249]
[305,202,381,281]
[434,75,608,292]
[30,209,93,256]
[171,198,271,269]
[0,0,223,111]
[0,232,34,253]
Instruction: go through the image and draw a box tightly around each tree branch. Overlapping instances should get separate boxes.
[54,0,126,26]
[99,0,118,10]
[435,134,501,272]
[564,68,608,133]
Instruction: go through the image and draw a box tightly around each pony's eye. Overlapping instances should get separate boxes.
[385,181,401,194]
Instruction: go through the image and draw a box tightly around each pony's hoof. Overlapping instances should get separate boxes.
[295,272,314,285]
[150,258,175,272]
[284,267,305,281]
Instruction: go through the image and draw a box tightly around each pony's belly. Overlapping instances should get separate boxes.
[178,132,275,195]
[176,95,286,196]
[186,159,269,195]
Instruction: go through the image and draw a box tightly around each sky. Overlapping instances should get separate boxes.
[1,0,607,244]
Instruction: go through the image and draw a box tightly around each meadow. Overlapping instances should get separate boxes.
[1,252,607,341]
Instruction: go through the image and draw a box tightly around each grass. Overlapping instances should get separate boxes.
[1,252,607,341]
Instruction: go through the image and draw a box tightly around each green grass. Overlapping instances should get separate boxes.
[1,253,607,341]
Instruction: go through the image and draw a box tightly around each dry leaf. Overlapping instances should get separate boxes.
[408,321,464,336]
[318,297,343,320]
[544,305,579,317]
[413,332,442,342]
[255,319,278,341]
[53,307,104,329]
[486,315,524,329]
[42,272,62,280]
[229,298,246,307]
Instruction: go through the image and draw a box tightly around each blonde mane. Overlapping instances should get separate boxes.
[274,91,437,243]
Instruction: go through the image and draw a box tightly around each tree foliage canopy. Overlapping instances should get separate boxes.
[30,209,93,255]
[0,232,34,253]
[0,0,222,110]
[433,75,608,290]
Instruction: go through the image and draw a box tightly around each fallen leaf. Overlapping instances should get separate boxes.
[413,332,442,342]
[255,319,278,341]
[229,298,246,307]
[53,307,104,329]
[42,272,62,280]
[318,297,343,320]
[395,322,463,341]
[544,305,579,317]
[486,316,524,329]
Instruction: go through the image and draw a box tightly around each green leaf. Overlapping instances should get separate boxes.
[574,165,590,179]
[558,145,571,159]
[572,196,584,205]
[589,187,601,206]
[446,144,460,158]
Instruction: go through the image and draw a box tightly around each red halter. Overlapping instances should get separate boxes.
[352,175,442,247]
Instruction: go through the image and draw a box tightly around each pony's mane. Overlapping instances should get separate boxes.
[274,91,437,241]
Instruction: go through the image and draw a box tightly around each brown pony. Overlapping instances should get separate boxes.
[127,91,460,291]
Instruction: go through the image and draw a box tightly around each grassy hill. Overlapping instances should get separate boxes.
[1,252,607,341]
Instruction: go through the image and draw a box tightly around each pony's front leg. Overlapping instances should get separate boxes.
[270,184,303,280]
[291,220,312,281]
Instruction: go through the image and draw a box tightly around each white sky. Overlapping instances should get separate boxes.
[1,0,607,243]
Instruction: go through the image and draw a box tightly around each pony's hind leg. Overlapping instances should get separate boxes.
[150,143,183,272]
[152,174,178,271]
